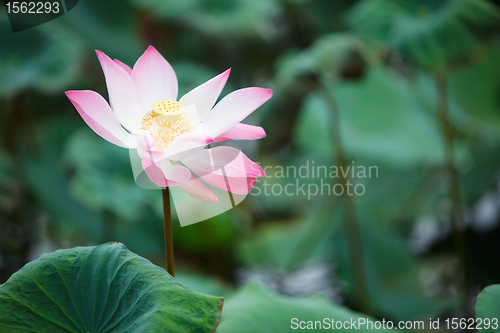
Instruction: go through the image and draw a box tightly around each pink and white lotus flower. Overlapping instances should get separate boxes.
[66,46,271,203]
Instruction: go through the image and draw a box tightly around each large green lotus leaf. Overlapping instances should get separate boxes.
[239,212,456,320]
[449,47,500,137]
[333,68,441,166]
[347,0,499,70]
[476,284,500,333]
[333,220,457,321]
[296,67,445,165]
[0,19,83,97]
[0,243,223,332]
[217,282,394,333]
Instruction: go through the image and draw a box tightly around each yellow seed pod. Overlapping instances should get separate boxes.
[153,99,184,123]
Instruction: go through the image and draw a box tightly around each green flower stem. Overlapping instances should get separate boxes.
[162,188,175,276]
[435,73,468,293]
[321,82,371,314]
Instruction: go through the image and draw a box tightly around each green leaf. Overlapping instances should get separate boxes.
[347,0,500,70]
[239,212,457,321]
[449,46,500,137]
[294,93,333,157]
[0,243,223,332]
[476,284,500,333]
[64,129,150,223]
[333,221,457,321]
[217,282,395,332]
[0,19,83,96]
[296,67,445,165]
[277,33,377,84]
[238,208,338,270]
[353,160,441,227]
[20,121,103,242]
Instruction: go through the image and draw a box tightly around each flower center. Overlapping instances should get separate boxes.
[153,99,184,123]
[140,99,192,152]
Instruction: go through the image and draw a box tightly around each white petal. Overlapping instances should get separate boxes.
[201,87,272,138]
[66,90,134,148]
[96,50,142,132]
[132,46,178,114]
[179,69,230,122]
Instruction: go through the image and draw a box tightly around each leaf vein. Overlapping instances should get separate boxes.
[0,288,80,333]
[95,256,138,331]
[97,269,145,332]
[46,256,87,332]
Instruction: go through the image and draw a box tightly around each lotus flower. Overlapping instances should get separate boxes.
[66,46,271,203]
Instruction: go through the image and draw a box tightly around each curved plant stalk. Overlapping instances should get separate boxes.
[435,72,468,294]
[321,82,371,314]
[162,188,175,276]
[286,201,339,270]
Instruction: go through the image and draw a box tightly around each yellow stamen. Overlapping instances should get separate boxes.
[153,99,184,123]
[140,100,191,151]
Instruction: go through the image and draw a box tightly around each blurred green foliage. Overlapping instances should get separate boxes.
[347,0,500,70]
[1,0,500,328]
[218,282,394,332]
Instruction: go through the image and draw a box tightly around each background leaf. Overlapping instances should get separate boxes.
[296,67,446,165]
[475,284,500,333]
[347,0,500,70]
[449,46,500,137]
[217,282,394,332]
[0,19,83,97]
[64,130,151,223]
